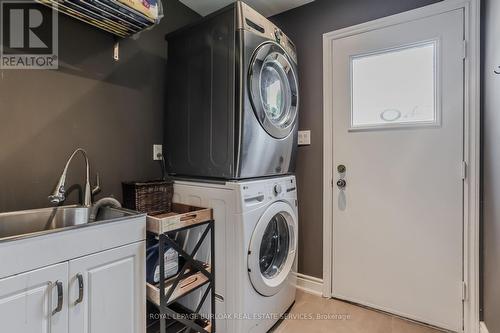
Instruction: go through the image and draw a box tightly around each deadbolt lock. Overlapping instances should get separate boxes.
[337,164,346,173]
[336,179,347,189]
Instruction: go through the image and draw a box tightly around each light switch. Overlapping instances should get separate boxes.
[298,130,311,146]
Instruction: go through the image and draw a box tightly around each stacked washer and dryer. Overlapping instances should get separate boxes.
[164,2,299,332]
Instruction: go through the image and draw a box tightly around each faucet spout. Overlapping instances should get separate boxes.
[49,148,92,207]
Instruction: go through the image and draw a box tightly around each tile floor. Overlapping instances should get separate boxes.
[272,290,445,333]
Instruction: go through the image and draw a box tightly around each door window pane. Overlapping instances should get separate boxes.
[351,41,437,128]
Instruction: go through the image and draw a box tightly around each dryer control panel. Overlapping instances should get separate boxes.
[236,1,298,63]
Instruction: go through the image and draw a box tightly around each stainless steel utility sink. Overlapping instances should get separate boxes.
[0,206,138,242]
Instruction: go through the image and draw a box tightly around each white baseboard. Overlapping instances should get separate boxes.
[295,273,324,296]
[480,322,489,333]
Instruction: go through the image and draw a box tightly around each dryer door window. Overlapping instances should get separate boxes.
[248,201,298,297]
[260,59,291,126]
[249,42,298,139]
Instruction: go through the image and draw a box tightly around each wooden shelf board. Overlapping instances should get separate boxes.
[147,266,212,307]
[147,204,212,234]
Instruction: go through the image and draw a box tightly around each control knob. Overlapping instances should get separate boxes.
[273,184,282,196]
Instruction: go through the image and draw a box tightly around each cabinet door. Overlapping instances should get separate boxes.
[69,242,146,333]
[0,262,69,333]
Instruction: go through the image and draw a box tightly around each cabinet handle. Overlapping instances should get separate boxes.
[75,273,84,305]
[52,281,63,315]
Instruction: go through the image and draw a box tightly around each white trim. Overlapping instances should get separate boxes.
[462,2,481,333]
[295,273,324,296]
[322,17,334,298]
[480,322,490,333]
[322,1,481,332]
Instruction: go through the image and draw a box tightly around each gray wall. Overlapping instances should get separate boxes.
[0,0,199,212]
[482,0,499,330]
[272,0,441,278]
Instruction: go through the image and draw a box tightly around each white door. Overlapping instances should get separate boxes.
[0,263,68,333]
[329,9,464,331]
[68,242,146,333]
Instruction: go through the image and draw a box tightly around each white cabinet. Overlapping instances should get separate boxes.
[0,242,145,333]
[0,212,146,333]
[68,242,146,333]
[0,262,69,333]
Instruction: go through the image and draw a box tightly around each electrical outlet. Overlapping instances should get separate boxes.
[298,130,311,146]
[153,144,163,160]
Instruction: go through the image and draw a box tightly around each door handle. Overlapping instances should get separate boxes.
[336,179,347,189]
[52,281,63,315]
[75,273,84,305]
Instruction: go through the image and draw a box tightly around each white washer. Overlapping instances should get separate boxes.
[173,176,298,333]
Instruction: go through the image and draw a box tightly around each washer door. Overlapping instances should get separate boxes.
[248,201,298,296]
[249,42,299,139]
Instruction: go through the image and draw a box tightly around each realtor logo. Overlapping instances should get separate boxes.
[1,0,58,69]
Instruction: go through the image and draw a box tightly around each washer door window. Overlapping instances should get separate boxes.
[249,42,299,139]
[248,202,297,296]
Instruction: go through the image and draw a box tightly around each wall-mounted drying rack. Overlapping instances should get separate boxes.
[37,0,164,38]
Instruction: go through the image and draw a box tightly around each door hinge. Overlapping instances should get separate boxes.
[331,179,334,187]
[462,40,467,59]
[461,161,467,180]
[462,281,467,301]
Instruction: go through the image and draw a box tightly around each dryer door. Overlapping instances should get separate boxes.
[248,201,298,296]
[249,42,299,139]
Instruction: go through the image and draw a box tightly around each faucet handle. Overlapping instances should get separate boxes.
[92,173,101,196]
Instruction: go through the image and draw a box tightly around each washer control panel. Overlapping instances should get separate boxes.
[271,177,296,199]
[242,177,297,207]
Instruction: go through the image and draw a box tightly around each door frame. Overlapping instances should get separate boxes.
[321,1,481,332]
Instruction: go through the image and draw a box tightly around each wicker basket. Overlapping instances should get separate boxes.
[122,180,173,215]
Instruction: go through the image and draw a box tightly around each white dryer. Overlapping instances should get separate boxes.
[173,176,298,333]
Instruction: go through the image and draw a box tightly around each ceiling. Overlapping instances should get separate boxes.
[179,0,315,18]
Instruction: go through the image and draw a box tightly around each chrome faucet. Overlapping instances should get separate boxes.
[49,148,100,207]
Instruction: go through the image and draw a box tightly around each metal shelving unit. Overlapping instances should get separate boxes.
[146,204,215,333]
